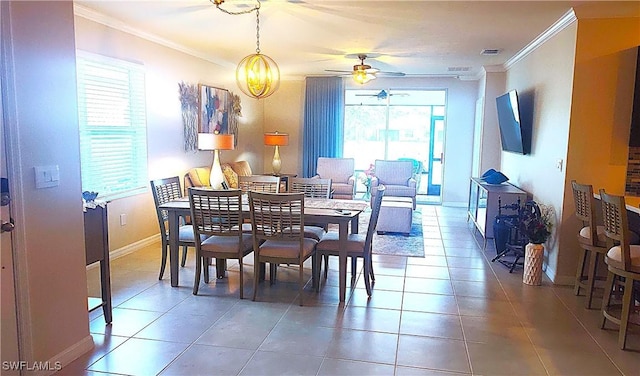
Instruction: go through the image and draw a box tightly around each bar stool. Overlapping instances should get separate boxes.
[598,190,640,350]
[571,181,609,309]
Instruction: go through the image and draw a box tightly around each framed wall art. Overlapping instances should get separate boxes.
[199,84,230,135]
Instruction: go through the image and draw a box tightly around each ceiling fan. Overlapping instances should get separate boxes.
[355,90,408,100]
[326,54,405,84]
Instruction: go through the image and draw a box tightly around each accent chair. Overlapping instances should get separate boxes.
[314,157,355,200]
[370,159,417,209]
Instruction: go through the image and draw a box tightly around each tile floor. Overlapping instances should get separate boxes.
[59,205,639,376]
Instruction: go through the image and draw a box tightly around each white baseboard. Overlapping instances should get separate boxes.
[86,234,160,270]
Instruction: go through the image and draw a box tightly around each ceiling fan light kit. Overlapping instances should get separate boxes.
[326,54,405,85]
[212,0,280,99]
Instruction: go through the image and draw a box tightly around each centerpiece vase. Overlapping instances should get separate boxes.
[523,243,544,285]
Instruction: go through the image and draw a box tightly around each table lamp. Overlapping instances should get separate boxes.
[198,133,235,189]
[264,131,289,175]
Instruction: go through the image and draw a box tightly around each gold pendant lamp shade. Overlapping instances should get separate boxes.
[236,53,280,99]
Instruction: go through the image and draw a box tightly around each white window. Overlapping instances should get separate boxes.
[76,52,148,199]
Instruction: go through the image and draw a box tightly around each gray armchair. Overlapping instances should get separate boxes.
[314,157,356,199]
[370,159,417,209]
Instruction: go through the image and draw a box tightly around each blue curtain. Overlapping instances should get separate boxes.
[302,77,345,177]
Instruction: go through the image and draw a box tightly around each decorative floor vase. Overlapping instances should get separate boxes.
[523,243,544,285]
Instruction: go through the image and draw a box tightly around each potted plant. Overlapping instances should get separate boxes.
[518,201,553,285]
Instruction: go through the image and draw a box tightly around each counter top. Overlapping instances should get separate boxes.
[594,194,640,215]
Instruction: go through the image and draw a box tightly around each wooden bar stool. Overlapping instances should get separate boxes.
[598,190,640,350]
[571,181,609,309]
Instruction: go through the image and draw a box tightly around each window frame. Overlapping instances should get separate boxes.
[76,51,149,200]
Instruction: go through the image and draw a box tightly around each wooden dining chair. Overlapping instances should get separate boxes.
[598,190,640,350]
[571,181,609,309]
[289,177,332,239]
[315,186,386,296]
[188,188,254,298]
[290,177,332,198]
[248,191,318,306]
[150,176,197,280]
[238,175,281,193]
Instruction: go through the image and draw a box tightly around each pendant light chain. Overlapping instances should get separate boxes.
[255,5,260,54]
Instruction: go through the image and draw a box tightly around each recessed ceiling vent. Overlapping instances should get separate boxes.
[447,67,471,72]
[481,49,501,56]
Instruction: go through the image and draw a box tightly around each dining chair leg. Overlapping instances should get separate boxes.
[204,257,211,283]
[193,254,202,295]
[601,271,615,329]
[369,258,375,282]
[238,259,244,299]
[574,249,588,296]
[351,257,357,278]
[298,260,304,306]
[323,255,329,279]
[363,257,372,296]
[585,251,598,309]
[311,253,318,290]
[181,245,188,267]
[270,263,277,285]
[159,242,168,280]
[314,252,322,292]
[252,259,260,301]
[618,277,634,349]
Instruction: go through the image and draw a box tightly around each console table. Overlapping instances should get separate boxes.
[468,177,527,247]
[84,203,112,324]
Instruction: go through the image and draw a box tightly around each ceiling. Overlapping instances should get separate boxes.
[74,1,640,80]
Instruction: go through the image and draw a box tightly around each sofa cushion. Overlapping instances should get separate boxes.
[188,167,211,187]
[221,164,239,188]
[230,161,253,176]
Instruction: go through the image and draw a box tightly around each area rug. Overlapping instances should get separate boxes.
[372,209,424,257]
[337,208,424,257]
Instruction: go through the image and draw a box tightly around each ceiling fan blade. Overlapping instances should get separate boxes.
[325,69,352,74]
[377,71,406,77]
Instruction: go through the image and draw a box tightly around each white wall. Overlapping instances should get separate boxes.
[501,21,577,282]
[3,0,92,365]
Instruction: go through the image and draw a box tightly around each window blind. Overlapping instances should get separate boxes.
[77,52,148,199]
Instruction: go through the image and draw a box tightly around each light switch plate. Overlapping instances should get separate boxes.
[34,165,60,189]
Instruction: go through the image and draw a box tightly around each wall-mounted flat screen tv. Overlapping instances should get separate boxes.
[496,90,529,154]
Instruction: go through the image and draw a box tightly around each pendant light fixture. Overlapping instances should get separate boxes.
[212,0,280,99]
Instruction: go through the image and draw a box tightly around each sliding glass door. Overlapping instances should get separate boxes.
[343,89,446,202]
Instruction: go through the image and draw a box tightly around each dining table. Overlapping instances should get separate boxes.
[158,195,369,302]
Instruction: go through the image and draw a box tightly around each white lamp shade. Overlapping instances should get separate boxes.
[198,133,234,151]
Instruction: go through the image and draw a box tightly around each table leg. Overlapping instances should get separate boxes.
[168,211,180,287]
[339,220,348,303]
[351,214,359,234]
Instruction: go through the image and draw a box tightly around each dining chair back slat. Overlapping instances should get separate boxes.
[290,177,332,198]
[238,175,281,193]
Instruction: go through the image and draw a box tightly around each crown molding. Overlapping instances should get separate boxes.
[73,4,235,69]
[504,8,577,70]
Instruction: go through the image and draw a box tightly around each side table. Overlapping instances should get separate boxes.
[84,203,112,324]
[260,173,297,192]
